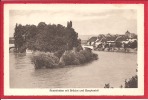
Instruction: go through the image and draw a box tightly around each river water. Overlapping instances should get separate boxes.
[10,51,137,88]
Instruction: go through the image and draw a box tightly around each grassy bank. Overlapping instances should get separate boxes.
[31,49,98,69]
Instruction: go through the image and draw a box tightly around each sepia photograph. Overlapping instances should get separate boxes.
[4,4,144,96]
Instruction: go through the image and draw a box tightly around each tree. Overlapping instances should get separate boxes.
[14,24,26,52]
[115,42,122,48]
[129,40,137,49]
[13,21,80,52]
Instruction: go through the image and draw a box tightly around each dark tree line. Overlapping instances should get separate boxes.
[14,21,80,53]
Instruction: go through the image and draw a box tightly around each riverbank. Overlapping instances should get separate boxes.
[98,48,137,53]
[82,45,137,53]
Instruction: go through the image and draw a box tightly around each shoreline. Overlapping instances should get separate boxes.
[93,50,137,54]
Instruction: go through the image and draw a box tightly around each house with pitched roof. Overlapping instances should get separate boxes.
[125,30,137,42]
[115,35,128,44]
[87,36,98,46]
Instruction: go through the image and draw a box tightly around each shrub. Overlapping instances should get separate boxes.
[92,53,98,60]
[59,51,80,65]
[31,49,98,69]
[31,51,59,69]
[125,75,138,88]
[60,49,98,66]
[79,50,91,61]
[103,75,137,88]
[79,49,98,61]
[54,50,65,58]
[74,52,86,64]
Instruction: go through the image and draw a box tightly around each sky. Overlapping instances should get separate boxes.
[9,8,137,38]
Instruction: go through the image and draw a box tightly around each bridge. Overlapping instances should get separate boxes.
[9,37,15,51]
[82,45,94,50]
[9,44,15,51]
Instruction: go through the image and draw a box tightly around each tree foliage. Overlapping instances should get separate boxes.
[125,75,138,88]
[13,22,79,52]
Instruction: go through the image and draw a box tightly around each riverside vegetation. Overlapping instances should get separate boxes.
[13,21,98,68]
[104,75,138,88]
[31,49,98,69]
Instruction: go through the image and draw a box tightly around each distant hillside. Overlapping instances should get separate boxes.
[78,35,97,41]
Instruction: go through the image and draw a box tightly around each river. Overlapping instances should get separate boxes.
[9,51,137,88]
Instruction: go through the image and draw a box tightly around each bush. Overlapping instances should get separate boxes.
[60,49,98,66]
[31,51,59,69]
[59,51,80,65]
[92,53,98,60]
[80,50,98,61]
[79,50,92,61]
[103,75,137,88]
[74,52,86,64]
[31,49,98,69]
[54,50,65,58]
[125,75,138,88]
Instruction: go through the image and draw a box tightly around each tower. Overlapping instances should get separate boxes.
[67,21,72,28]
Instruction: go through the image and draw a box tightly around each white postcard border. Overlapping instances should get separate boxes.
[4,4,144,96]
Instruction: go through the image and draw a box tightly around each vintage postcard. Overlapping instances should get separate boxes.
[4,4,144,96]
